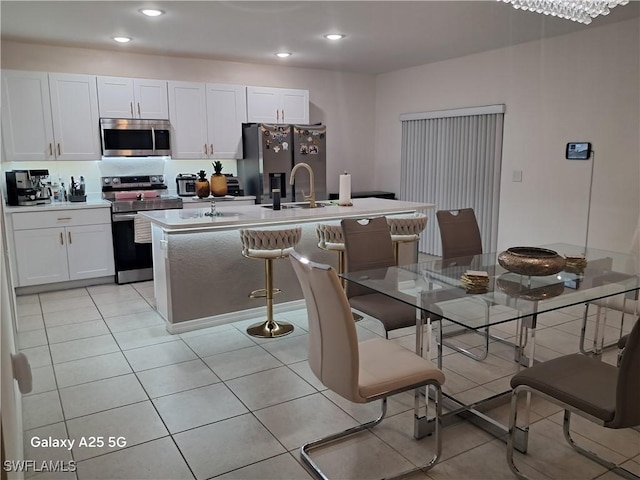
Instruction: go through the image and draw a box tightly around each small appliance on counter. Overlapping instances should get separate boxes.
[5,169,52,206]
[176,173,197,197]
[225,175,244,196]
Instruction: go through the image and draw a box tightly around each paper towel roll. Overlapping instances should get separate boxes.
[339,172,352,206]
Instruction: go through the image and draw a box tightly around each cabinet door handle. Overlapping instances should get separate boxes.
[130,102,134,116]
[282,109,285,122]
[203,144,208,156]
[49,143,53,156]
[137,102,141,117]
[57,143,61,156]
[60,232,64,245]
[68,232,72,244]
[57,217,72,221]
[276,109,280,123]
[209,144,214,156]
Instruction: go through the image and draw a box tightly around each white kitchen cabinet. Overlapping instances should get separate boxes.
[1,70,101,161]
[48,73,101,160]
[97,76,169,119]
[246,86,309,124]
[11,208,114,287]
[168,81,247,159]
[1,70,55,161]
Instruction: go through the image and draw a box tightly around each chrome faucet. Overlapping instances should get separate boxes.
[289,162,316,208]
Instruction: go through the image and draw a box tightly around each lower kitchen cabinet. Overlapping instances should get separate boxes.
[10,207,115,287]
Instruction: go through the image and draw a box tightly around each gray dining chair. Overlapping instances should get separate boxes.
[436,208,497,361]
[436,208,482,262]
[506,319,640,480]
[341,217,419,338]
[289,250,445,479]
[580,293,638,357]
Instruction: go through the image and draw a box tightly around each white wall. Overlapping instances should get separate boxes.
[375,18,640,253]
[1,41,377,195]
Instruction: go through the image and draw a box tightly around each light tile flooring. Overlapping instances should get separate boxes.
[15,281,640,480]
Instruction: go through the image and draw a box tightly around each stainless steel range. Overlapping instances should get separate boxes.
[102,174,182,284]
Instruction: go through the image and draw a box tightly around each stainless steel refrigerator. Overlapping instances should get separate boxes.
[238,123,327,204]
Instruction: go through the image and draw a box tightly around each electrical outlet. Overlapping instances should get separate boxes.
[512,170,523,182]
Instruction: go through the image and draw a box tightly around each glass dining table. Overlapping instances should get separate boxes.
[341,243,639,452]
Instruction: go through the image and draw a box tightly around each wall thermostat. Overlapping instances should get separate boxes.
[566,142,592,160]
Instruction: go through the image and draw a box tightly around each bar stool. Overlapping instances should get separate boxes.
[316,223,346,286]
[387,213,428,264]
[316,222,362,322]
[240,226,302,338]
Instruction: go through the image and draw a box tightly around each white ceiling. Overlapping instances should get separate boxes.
[2,1,639,75]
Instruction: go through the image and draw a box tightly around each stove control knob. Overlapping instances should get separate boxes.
[112,177,120,184]
[103,178,111,184]
[159,175,164,183]
[150,176,158,183]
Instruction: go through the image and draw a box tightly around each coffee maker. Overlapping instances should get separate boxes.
[5,169,51,206]
[30,169,52,204]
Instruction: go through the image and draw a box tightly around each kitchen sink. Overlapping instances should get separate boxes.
[262,202,332,209]
[296,203,326,209]
[261,204,301,210]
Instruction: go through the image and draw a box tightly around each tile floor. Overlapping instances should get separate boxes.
[15,281,640,480]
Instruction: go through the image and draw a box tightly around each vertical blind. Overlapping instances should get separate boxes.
[399,105,505,256]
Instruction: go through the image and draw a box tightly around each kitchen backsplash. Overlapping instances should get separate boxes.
[1,158,238,196]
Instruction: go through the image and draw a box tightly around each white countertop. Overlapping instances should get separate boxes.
[140,198,435,232]
[4,197,111,213]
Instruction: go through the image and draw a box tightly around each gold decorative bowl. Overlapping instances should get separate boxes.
[497,247,566,276]
[496,275,565,301]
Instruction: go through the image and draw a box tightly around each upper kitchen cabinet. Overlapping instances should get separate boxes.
[97,76,169,119]
[48,73,101,160]
[1,70,100,161]
[168,81,247,159]
[246,86,308,124]
[1,70,54,161]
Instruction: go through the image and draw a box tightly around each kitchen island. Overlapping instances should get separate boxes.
[140,198,435,333]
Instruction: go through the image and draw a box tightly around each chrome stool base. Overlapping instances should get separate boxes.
[246,320,295,338]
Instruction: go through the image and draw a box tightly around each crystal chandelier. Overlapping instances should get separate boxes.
[500,0,630,25]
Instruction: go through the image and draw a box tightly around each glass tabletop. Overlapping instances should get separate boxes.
[340,243,640,331]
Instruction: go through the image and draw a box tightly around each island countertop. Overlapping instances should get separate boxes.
[140,197,435,231]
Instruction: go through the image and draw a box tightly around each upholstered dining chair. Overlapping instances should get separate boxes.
[435,208,497,360]
[341,217,419,338]
[580,294,638,357]
[289,250,445,479]
[506,319,640,480]
[436,208,482,263]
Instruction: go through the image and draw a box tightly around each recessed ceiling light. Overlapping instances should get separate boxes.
[324,33,345,41]
[275,52,291,58]
[140,8,165,17]
[113,36,132,43]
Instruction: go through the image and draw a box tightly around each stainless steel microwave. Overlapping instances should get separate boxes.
[100,118,171,157]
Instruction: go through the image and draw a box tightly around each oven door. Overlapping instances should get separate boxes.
[111,212,153,284]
